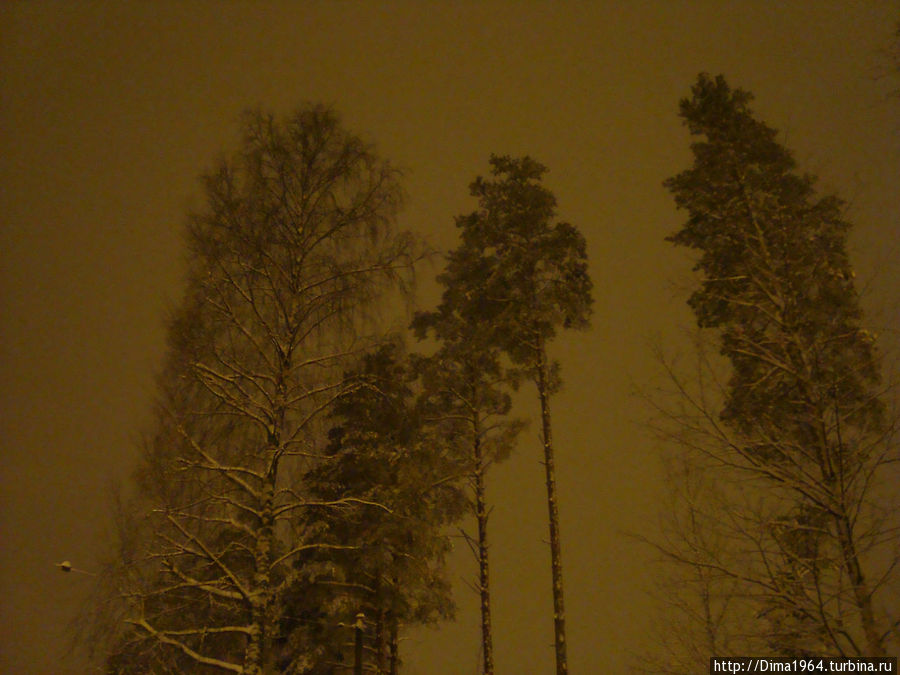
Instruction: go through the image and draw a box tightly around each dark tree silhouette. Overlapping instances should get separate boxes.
[413,286,525,675]
[435,155,593,674]
[648,74,899,662]
[297,341,465,674]
[89,105,417,673]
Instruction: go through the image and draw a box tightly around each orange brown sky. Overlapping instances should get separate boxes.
[1,2,898,673]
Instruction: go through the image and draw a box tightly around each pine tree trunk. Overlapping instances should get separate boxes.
[374,598,387,675]
[354,612,364,675]
[537,338,567,675]
[834,512,884,655]
[473,412,494,675]
[827,397,884,656]
[374,586,387,674]
[389,614,400,675]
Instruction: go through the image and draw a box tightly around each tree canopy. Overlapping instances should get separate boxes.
[658,73,896,659]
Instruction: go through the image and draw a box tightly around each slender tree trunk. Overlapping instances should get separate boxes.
[354,612,365,675]
[245,421,283,675]
[833,512,884,655]
[473,412,494,675]
[828,399,884,656]
[389,614,400,675]
[537,338,567,675]
[244,482,275,675]
[374,583,387,674]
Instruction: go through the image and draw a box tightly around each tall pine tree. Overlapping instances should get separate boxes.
[439,156,593,674]
[663,74,896,656]
[413,291,525,675]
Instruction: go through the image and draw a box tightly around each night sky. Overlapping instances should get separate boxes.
[2,3,898,673]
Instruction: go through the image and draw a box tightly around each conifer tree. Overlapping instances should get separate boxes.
[295,341,465,674]
[661,74,897,657]
[438,156,593,674]
[413,296,525,675]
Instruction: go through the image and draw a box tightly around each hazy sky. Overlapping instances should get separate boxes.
[1,2,898,673]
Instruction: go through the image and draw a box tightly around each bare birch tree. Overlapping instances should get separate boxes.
[91,105,417,673]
